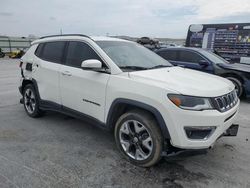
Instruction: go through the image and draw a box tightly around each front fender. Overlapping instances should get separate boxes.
[106,98,171,140]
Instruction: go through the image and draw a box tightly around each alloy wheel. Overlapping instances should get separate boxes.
[119,120,153,161]
[24,88,36,114]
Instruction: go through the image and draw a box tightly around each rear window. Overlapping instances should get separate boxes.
[40,41,66,64]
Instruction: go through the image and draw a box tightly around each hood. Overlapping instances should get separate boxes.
[129,67,235,97]
[217,63,250,73]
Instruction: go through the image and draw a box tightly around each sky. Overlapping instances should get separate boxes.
[0,0,250,38]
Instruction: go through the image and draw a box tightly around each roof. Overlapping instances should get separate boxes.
[156,47,205,52]
[90,36,129,42]
[32,34,130,45]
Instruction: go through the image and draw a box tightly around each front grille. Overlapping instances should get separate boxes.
[213,90,238,112]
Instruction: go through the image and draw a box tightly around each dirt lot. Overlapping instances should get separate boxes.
[0,58,249,188]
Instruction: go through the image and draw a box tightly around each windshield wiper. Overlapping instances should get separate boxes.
[119,66,148,70]
[149,64,171,69]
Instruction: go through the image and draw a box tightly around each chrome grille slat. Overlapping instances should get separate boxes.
[214,90,238,112]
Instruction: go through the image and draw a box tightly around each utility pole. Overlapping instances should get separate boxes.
[60,28,63,35]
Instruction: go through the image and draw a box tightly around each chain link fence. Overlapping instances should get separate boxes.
[0,36,37,54]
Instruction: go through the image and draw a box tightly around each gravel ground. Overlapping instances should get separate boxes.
[0,58,249,188]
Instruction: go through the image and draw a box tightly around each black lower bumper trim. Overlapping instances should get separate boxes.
[162,140,208,158]
[162,148,208,158]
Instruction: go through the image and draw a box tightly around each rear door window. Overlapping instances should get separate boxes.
[178,50,204,63]
[157,50,178,61]
[40,41,66,64]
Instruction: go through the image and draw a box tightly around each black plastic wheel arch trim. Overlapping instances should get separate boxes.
[106,98,171,139]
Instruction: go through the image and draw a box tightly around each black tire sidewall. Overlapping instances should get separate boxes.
[23,84,40,117]
[114,111,163,167]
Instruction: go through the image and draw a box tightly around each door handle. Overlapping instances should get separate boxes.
[62,71,72,76]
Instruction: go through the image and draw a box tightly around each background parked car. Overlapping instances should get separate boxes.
[9,49,25,58]
[156,47,250,98]
[137,37,160,51]
[137,37,159,45]
[158,42,179,49]
[0,48,5,58]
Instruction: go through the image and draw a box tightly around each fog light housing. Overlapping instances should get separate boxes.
[184,126,216,140]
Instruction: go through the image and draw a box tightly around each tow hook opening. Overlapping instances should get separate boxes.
[223,124,239,137]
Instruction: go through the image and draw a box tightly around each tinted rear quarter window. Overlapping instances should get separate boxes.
[34,43,44,57]
[65,41,103,68]
[179,50,204,63]
[41,41,66,64]
[157,50,178,61]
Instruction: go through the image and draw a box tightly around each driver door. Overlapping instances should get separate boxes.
[60,41,110,122]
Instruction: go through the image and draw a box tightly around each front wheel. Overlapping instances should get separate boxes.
[114,110,163,167]
[226,77,243,97]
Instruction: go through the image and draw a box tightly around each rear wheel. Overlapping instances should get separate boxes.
[226,77,243,97]
[23,84,43,118]
[114,110,163,167]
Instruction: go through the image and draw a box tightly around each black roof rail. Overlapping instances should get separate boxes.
[39,34,90,39]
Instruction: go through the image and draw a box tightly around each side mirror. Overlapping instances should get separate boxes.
[81,59,103,71]
[199,59,209,67]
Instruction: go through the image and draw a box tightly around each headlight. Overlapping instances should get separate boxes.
[168,94,214,111]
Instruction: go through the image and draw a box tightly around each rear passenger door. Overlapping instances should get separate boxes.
[33,41,66,104]
[60,41,110,122]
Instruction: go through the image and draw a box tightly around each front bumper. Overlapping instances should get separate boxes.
[163,124,239,157]
[161,99,240,149]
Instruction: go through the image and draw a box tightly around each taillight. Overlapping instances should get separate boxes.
[19,61,23,68]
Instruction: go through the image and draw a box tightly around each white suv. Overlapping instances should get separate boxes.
[19,35,240,167]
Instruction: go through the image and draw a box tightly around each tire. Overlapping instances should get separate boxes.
[226,77,243,97]
[23,84,43,118]
[114,109,163,167]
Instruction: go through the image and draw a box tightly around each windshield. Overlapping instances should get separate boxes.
[199,50,230,64]
[96,41,172,71]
